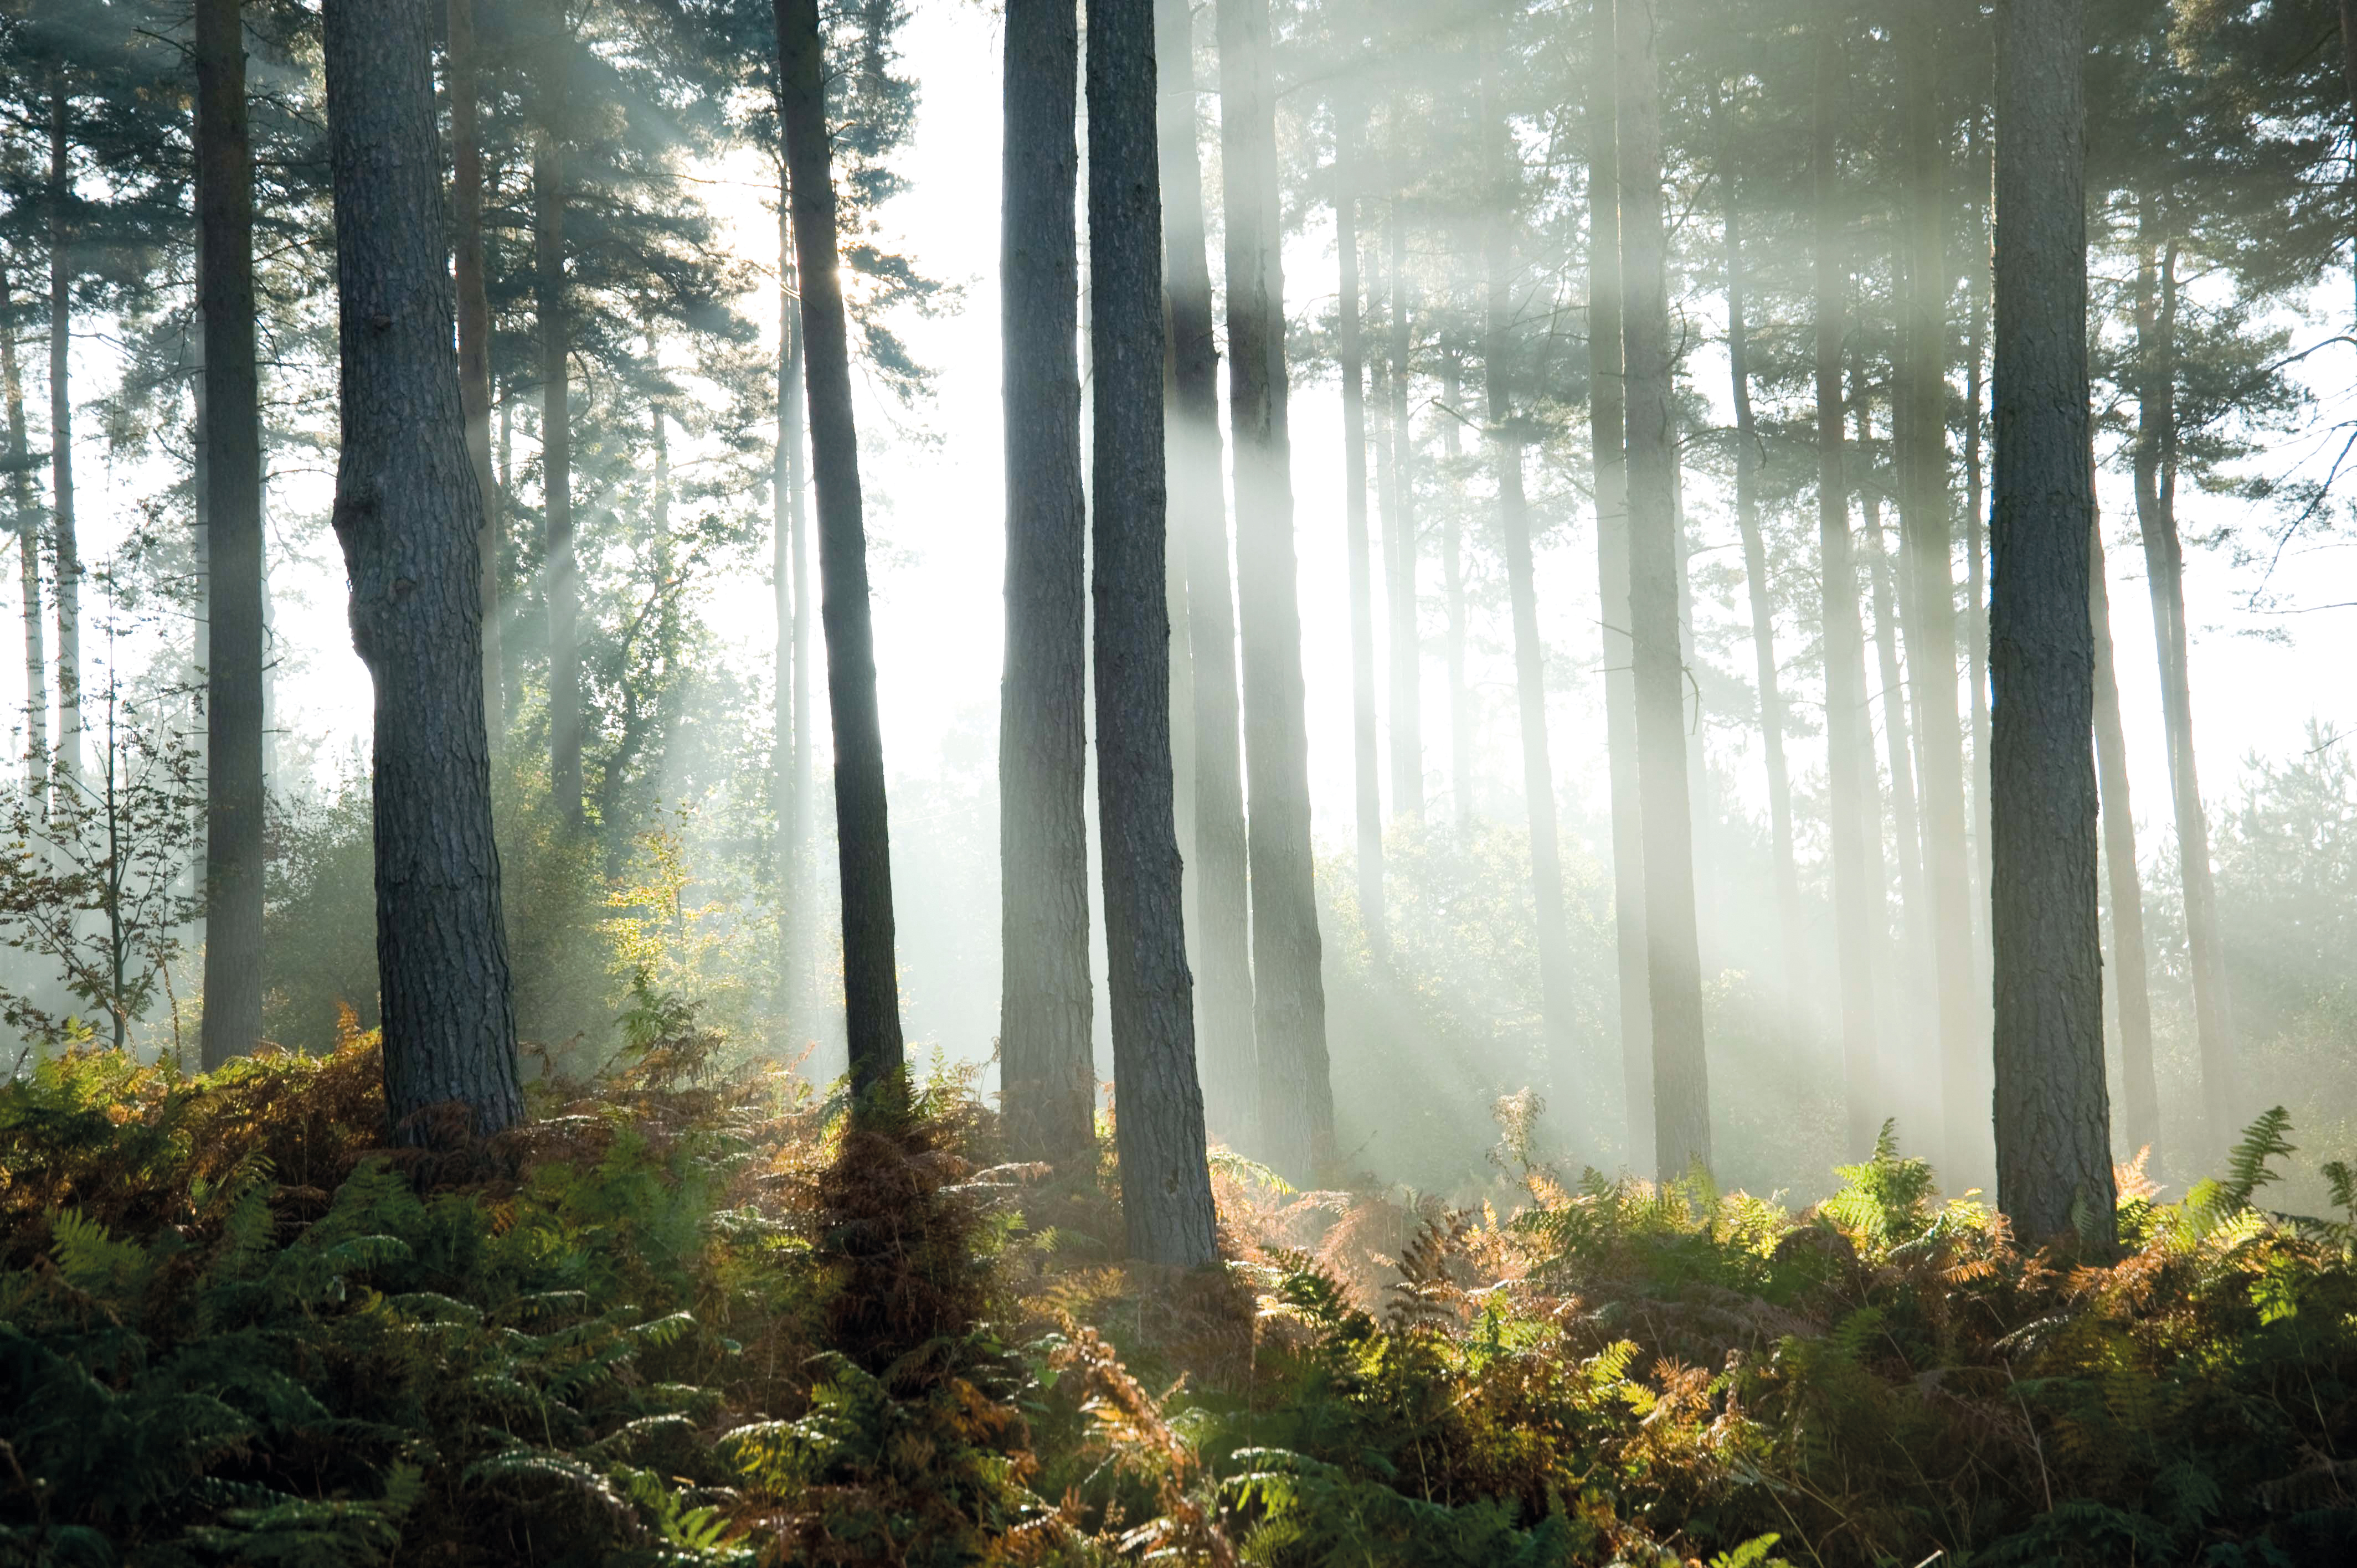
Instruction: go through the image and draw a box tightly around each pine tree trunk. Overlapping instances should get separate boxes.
[321,0,523,1139]
[535,96,579,827]
[773,196,812,1036]
[1897,12,1986,1185]
[1990,0,2114,1245]
[2,265,45,776]
[776,0,906,1101]
[1589,0,1652,1168]
[1859,385,1927,1024]
[197,0,265,1071]
[1618,0,1710,1178]
[1156,0,1254,1149]
[1812,21,1881,1155]
[450,0,501,744]
[1090,0,1218,1264]
[2090,513,2159,1172]
[1001,0,1097,1167]
[2133,218,2234,1148]
[1965,115,1993,942]
[1439,348,1473,830]
[1216,0,1331,1179]
[48,86,80,787]
[1337,105,1386,963]
[1383,202,1422,823]
[1722,146,1803,1028]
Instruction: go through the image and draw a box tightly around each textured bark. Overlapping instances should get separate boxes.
[197,0,265,1070]
[1439,349,1473,829]
[1156,0,1254,1148]
[1000,0,1097,1168]
[534,100,579,826]
[1812,22,1881,1154]
[2090,515,2159,1170]
[1383,202,1422,822]
[0,265,42,774]
[450,0,501,743]
[1217,0,1331,1179]
[1337,104,1385,962]
[777,0,906,1100]
[1089,0,1218,1266]
[321,0,523,1138]
[1990,0,2114,1245]
[48,87,80,786]
[1589,0,1652,1169]
[1722,147,1803,1010]
[1618,0,1710,1179]
[1897,12,1983,1183]
[2132,219,2234,1146]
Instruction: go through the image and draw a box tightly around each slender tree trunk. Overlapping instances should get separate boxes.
[1440,347,1473,829]
[1990,0,2113,1245]
[450,0,501,743]
[321,0,523,1138]
[773,196,814,1040]
[1156,0,1254,1148]
[2,265,46,777]
[1897,11,1984,1184]
[534,94,579,826]
[1722,142,1803,1024]
[1812,20,1880,1154]
[777,0,906,1101]
[1589,0,1651,1169]
[1089,0,1218,1265]
[48,86,80,786]
[197,0,265,1070]
[1337,102,1386,962]
[2090,512,2159,1171]
[2132,215,2233,1147]
[1217,0,1331,1179]
[1384,200,1422,822]
[1858,383,1927,1020]
[1001,0,1097,1167]
[1965,111,1994,981]
[1618,0,1709,1179]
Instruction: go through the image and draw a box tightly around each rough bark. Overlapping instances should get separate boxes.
[2132,216,2234,1147]
[1156,0,1254,1148]
[777,0,906,1100]
[1089,0,1218,1266]
[2090,513,2159,1170]
[0,264,42,775]
[1813,20,1881,1154]
[1000,0,1097,1168]
[1618,0,1710,1180]
[1337,102,1386,962]
[1990,0,2114,1245]
[1216,0,1331,1179]
[48,87,80,786]
[1384,200,1422,822]
[321,0,524,1139]
[197,0,265,1070]
[534,87,579,826]
[450,0,501,744]
[1589,0,1652,1169]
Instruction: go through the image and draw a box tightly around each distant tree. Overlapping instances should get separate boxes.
[535,1,581,828]
[2090,512,2160,1171]
[449,0,502,740]
[321,0,524,1138]
[1336,42,1386,964]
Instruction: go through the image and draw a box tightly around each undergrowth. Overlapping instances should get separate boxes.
[2,1024,2353,1566]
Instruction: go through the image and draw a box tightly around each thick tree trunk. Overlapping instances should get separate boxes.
[1589,0,1651,1169]
[1618,0,1710,1179]
[1897,12,1985,1185]
[1336,108,1386,962]
[0,265,43,776]
[2132,219,2234,1148]
[1000,0,1097,1167]
[534,109,579,826]
[2090,514,2159,1171]
[1812,22,1880,1154]
[1216,0,1331,1179]
[777,0,905,1101]
[1383,202,1422,823]
[321,0,523,1138]
[48,87,80,786]
[197,0,265,1071]
[1439,348,1473,829]
[1089,0,1218,1265]
[1156,0,1254,1148]
[450,0,501,744]
[1722,153,1803,1017]
[1990,0,2114,1245]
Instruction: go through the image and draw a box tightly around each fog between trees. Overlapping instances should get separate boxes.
[11,0,2357,1247]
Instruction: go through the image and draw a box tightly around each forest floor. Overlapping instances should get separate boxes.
[2,1008,2353,1566]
